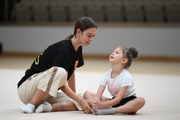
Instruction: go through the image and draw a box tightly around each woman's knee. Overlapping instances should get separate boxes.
[51,66,67,78]
[51,66,66,74]
[49,67,67,87]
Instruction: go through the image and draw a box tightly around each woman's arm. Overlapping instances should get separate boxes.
[60,84,92,113]
[61,84,81,103]
[94,86,128,109]
[68,72,76,92]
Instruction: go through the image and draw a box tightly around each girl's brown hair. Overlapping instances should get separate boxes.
[121,47,138,68]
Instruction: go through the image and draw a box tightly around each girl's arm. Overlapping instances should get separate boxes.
[95,86,128,109]
[92,85,106,110]
[94,85,106,100]
[68,72,76,92]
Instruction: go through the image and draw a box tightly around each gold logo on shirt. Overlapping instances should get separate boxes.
[35,52,43,65]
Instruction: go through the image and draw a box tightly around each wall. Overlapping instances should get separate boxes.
[0,25,180,57]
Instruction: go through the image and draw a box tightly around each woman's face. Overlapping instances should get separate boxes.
[79,28,97,47]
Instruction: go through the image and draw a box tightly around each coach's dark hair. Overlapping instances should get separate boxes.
[65,17,97,40]
[121,47,138,69]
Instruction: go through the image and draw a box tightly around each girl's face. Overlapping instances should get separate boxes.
[78,28,97,46]
[109,47,125,64]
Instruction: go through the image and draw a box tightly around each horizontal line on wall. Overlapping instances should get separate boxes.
[1,52,180,62]
[1,22,180,27]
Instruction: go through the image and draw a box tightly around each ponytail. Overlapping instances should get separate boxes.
[64,34,74,40]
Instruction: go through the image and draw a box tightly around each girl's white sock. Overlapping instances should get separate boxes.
[35,101,52,113]
[22,103,35,113]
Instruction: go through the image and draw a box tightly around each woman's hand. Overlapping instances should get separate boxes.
[80,99,92,114]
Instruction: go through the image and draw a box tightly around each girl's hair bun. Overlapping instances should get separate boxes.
[129,47,138,59]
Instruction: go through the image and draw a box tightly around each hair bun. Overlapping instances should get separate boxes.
[129,47,138,59]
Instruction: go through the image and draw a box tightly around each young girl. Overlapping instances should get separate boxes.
[84,46,145,115]
[17,17,97,114]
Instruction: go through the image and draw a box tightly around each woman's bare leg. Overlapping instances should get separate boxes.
[22,89,50,113]
[29,89,50,107]
[51,100,78,111]
[35,100,78,113]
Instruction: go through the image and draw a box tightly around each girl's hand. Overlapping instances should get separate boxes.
[92,99,98,110]
[80,99,92,114]
[92,99,103,110]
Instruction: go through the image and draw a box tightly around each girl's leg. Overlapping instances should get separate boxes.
[84,90,111,114]
[115,97,145,114]
[93,97,145,115]
[83,91,95,100]
[84,91,109,102]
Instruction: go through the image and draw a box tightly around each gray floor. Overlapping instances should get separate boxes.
[0,56,180,120]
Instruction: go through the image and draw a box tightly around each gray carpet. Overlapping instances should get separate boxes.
[0,68,180,120]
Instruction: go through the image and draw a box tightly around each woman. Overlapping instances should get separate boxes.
[17,17,97,114]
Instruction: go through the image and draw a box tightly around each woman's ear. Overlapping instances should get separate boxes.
[77,29,81,34]
[76,29,81,38]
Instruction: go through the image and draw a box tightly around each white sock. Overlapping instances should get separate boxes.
[35,101,52,113]
[92,108,116,115]
[22,103,35,113]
